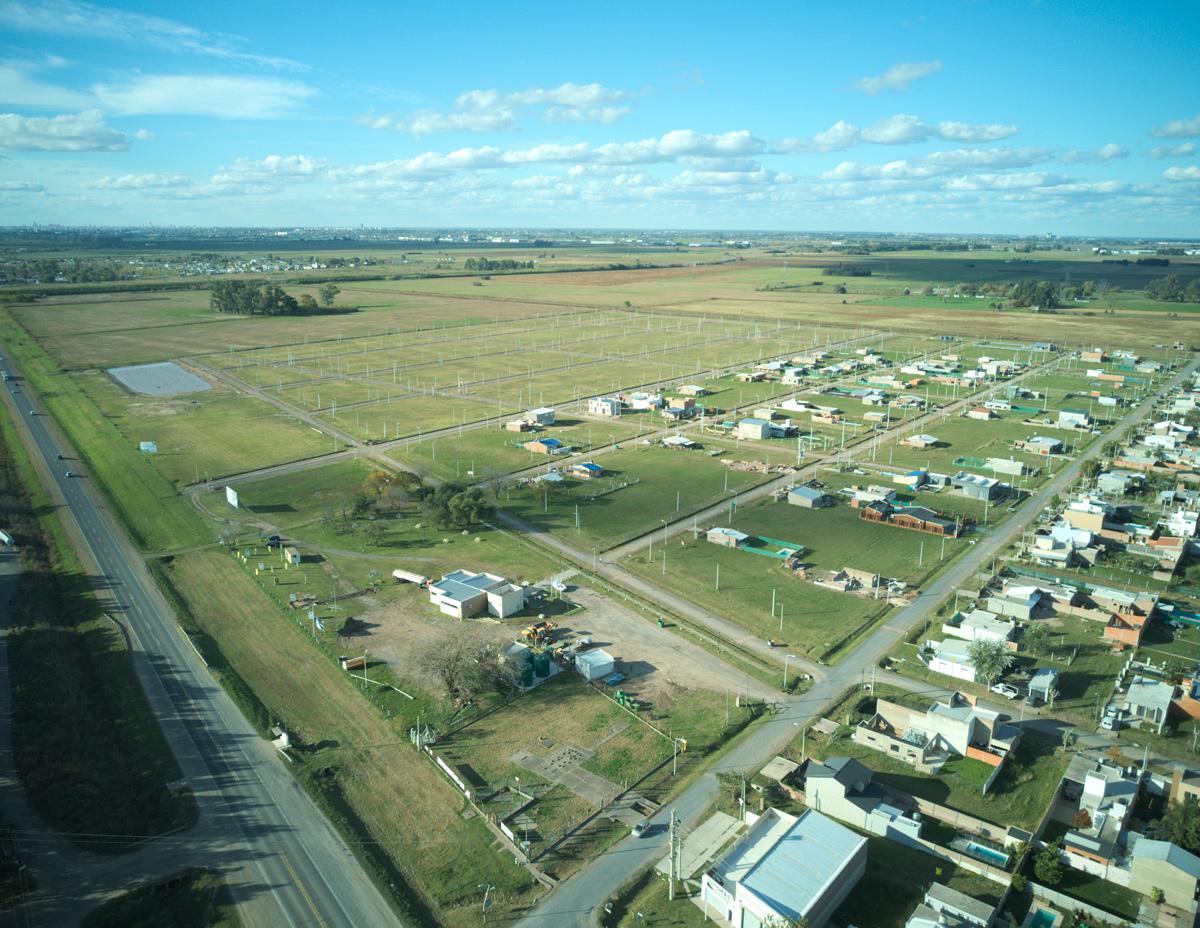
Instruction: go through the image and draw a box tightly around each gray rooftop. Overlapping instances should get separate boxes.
[714,808,865,923]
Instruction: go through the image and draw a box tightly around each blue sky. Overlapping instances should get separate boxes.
[1,0,1198,234]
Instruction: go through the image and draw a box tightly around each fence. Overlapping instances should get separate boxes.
[1027,882,1129,927]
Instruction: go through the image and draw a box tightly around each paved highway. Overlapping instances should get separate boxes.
[0,350,402,928]
[514,353,1198,928]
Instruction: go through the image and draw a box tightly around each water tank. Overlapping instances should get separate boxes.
[534,651,551,678]
[520,665,534,688]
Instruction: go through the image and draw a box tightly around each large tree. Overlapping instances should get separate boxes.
[1152,795,1200,854]
[967,638,1014,686]
[319,283,340,306]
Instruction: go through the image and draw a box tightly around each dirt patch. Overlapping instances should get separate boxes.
[353,587,513,694]
[553,586,778,703]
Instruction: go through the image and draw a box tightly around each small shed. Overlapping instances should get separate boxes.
[525,437,564,455]
[526,406,556,426]
[575,649,616,681]
[284,546,302,565]
[738,418,771,440]
[1028,667,1059,703]
[788,485,828,509]
[707,527,749,548]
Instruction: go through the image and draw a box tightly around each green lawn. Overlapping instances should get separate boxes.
[897,613,1129,729]
[81,869,243,928]
[501,444,767,550]
[1040,864,1143,920]
[812,713,1067,831]
[835,834,1006,928]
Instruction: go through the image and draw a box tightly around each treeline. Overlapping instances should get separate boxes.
[209,280,341,314]
[1146,274,1200,303]
[463,257,535,271]
[1,258,124,285]
[821,263,872,277]
[1101,257,1170,266]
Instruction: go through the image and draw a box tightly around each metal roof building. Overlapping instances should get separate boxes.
[700,807,866,928]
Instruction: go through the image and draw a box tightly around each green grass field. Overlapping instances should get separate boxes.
[159,548,534,927]
[501,443,768,550]
[389,415,646,482]
[0,402,195,852]
[75,370,336,484]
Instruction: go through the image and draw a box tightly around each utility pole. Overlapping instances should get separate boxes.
[668,809,677,900]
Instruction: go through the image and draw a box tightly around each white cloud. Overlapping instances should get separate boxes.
[0,59,90,107]
[775,116,1018,152]
[1164,165,1200,182]
[0,0,302,69]
[0,109,129,150]
[861,114,928,145]
[93,75,315,118]
[212,154,326,186]
[936,120,1018,142]
[367,81,632,135]
[1148,141,1196,158]
[1152,114,1200,139]
[339,129,764,182]
[544,104,631,124]
[850,61,942,94]
[0,179,44,191]
[1061,142,1128,163]
[90,172,189,190]
[923,147,1053,169]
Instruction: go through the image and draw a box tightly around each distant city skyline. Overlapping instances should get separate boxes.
[0,0,1198,234]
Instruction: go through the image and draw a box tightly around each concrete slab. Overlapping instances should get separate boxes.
[656,810,743,879]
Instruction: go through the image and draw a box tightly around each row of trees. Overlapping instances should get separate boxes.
[209,280,340,315]
[463,257,535,271]
[1146,274,1200,303]
[821,263,873,277]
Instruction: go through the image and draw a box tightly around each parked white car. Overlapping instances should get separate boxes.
[989,683,1019,699]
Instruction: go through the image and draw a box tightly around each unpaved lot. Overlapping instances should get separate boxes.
[554,586,778,702]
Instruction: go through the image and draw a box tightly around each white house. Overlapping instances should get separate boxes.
[700,808,866,928]
[942,609,1016,646]
[925,639,977,682]
[587,396,622,417]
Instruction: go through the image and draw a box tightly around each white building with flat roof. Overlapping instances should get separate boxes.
[428,569,525,619]
[700,807,866,928]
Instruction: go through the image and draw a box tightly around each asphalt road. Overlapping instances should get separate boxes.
[514,353,1199,928]
[0,351,402,928]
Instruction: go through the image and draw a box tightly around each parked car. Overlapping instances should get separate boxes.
[990,683,1019,700]
[1100,705,1124,731]
[631,822,647,838]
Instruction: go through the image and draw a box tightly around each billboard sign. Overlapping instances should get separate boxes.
[226,486,239,508]
[138,441,157,453]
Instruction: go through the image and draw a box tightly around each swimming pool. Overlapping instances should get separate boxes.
[1028,907,1058,928]
[963,840,1010,867]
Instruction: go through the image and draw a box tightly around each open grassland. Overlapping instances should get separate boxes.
[160,549,537,927]
[74,370,335,484]
[500,444,768,551]
[0,308,210,550]
[621,491,974,660]
[389,415,647,482]
[0,402,195,851]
